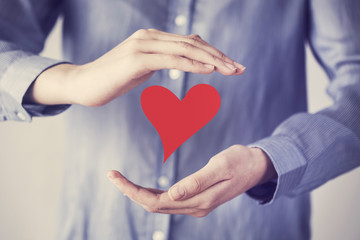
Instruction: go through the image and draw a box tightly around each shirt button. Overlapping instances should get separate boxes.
[157,176,170,188]
[169,69,181,80]
[152,231,165,240]
[175,14,187,27]
[17,112,26,121]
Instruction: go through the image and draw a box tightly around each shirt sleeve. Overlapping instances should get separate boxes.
[0,0,70,122]
[247,0,360,204]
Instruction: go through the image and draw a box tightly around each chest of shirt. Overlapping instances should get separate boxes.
[61,0,306,62]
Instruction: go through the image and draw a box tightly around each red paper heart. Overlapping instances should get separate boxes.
[141,84,221,163]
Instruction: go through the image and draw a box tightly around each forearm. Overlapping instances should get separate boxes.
[23,63,79,106]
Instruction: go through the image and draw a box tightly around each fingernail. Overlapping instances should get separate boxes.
[169,185,185,200]
[204,64,214,70]
[234,62,246,72]
[224,62,237,71]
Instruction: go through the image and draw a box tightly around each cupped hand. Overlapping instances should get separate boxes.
[28,29,245,106]
[107,145,276,217]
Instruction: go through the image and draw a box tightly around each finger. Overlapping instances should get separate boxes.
[140,54,215,74]
[150,32,246,75]
[107,170,158,206]
[107,170,199,210]
[147,29,241,67]
[168,160,227,201]
[136,39,241,75]
[128,29,246,75]
[158,179,231,215]
[107,170,230,213]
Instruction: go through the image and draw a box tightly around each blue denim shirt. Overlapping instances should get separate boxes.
[1,0,360,239]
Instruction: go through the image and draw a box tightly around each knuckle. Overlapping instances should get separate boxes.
[200,201,213,210]
[189,34,201,40]
[126,39,141,51]
[178,41,192,51]
[219,51,227,60]
[209,155,234,179]
[189,58,197,67]
[214,55,229,67]
[188,175,202,193]
[211,54,219,62]
[133,29,148,38]
[187,34,201,45]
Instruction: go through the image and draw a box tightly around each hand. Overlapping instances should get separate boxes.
[107,145,277,217]
[26,29,245,106]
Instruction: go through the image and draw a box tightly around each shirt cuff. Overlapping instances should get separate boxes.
[0,55,70,122]
[246,136,307,204]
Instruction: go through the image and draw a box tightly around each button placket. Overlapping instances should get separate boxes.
[150,1,193,240]
[151,149,176,240]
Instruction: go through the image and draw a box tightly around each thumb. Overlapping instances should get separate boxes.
[168,160,223,201]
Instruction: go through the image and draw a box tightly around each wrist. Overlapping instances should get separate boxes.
[25,63,81,105]
[250,147,277,186]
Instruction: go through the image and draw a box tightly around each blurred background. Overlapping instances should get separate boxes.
[0,18,359,240]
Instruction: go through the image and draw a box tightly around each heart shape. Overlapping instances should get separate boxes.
[141,84,221,163]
